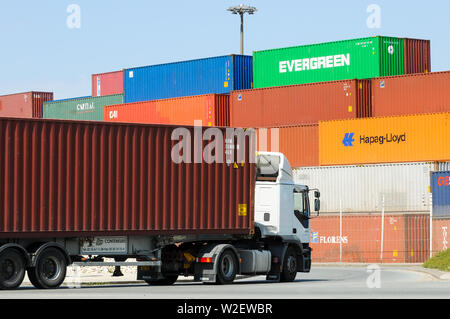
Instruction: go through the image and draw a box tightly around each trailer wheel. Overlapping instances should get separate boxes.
[0,249,26,290]
[145,274,178,286]
[27,248,67,289]
[280,246,298,282]
[215,249,238,285]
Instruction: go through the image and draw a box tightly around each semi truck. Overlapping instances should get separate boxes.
[0,118,319,290]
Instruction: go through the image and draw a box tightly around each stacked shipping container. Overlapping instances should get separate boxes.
[0,92,53,119]
[92,70,124,97]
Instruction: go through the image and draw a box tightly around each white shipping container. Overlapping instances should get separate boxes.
[293,162,437,213]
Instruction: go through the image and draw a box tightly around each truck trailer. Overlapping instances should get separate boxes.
[0,118,319,289]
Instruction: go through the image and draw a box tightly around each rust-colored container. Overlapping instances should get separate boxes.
[431,218,450,256]
[0,92,53,119]
[310,213,429,263]
[0,118,254,238]
[257,124,319,167]
[104,94,230,127]
[372,71,450,117]
[92,71,124,97]
[319,113,450,166]
[404,38,431,74]
[230,79,371,128]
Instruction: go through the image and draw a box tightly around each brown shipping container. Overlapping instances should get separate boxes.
[257,124,319,167]
[0,118,255,238]
[372,71,450,117]
[432,218,450,256]
[310,214,429,263]
[404,38,431,74]
[104,94,230,127]
[231,79,371,128]
[0,92,53,119]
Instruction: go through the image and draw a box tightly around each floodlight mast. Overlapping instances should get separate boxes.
[227,4,257,55]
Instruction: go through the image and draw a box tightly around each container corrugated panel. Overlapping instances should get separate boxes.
[293,162,434,213]
[231,79,371,127]
[104,94,230,127]
[257,125,319,167]
[0,92,53,119]
[253,36,409,89]
[437,162,450,171]
[372,71,450,117]
[319,113,450,165]
[92,70,124,97]
[430,171,450,218]
[404,38,431,74]
[0,118,255,238]
[310,214,429,263]
[44,94,124,122]
[124,55,252,103]
[431,218,450,256]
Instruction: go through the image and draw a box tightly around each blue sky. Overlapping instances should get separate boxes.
[0,0,449,99]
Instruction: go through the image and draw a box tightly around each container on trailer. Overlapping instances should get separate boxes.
[431,171,450,219]
[0,118,255,237]
[92,70,124,97]
[0,92,53,119]
[403,38,431,74]
[43,94,123,121]
[104,94,230,127]
[293,162,435,213]
[231,79,371,127]
[124,55,252,103]
[372,71,450,117]
[319,113,450,165]
[253,36,429,89]
[257,125,319,167]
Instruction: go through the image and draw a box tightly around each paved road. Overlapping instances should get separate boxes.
[0,265,448,299]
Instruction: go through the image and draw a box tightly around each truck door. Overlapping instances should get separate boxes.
[293,189,310,242]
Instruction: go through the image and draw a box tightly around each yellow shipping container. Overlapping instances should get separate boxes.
[319,113,450,165]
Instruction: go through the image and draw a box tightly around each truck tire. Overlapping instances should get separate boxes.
[145,274,179,286]
[0,249,26,290]
[280,246,298,282]
[215,249,238,285]
[27,248,67,289]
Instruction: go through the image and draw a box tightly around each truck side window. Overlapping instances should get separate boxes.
[293,191,304,214]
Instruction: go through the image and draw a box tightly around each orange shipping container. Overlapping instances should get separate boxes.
[257,125,319,167]
[372,71,450,117]
[319,113,450,165]
[231,79,371,128]
[310,214,429,263]
[104,94,230,127]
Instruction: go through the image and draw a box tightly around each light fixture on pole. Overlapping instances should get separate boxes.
[227,4,257,55]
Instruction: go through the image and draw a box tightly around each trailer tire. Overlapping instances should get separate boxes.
[0,249,26,290]
[27,248,67,289]
[280,246,297,282]
[215,249,238,285]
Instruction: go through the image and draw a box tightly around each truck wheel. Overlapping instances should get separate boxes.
[280,247,298,282]
[145,274,178,286]
[0,249,26,290]
[216,249,238,285]
[27,248,67,289]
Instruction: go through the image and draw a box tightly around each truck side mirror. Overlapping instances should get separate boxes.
[314,199,320,212]
[314,191,320,198]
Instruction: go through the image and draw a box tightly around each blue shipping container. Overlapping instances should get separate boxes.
[124,55,253,103]
[431,171,450,218]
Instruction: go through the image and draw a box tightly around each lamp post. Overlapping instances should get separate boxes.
[227,4,257,55]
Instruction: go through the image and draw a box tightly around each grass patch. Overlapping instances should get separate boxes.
[423,249,450,272]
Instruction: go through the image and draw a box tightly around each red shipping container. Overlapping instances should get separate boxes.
[404,38,431,74]
[0,118,254,238]
[92,70,124,97]
[432,218,450,256]
[104,94,230,127]
[372,71,450,117]
[257,124,319,167]
[0,92,53,119]
[231,79,371,128]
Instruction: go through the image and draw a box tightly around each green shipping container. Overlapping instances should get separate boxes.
[43,94,123,121]
[253,36,405,89]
